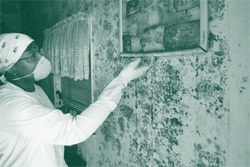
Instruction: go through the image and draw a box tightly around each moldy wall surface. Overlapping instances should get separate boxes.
[18,0,249,167]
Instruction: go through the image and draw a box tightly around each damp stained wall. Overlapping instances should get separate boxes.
[79,1,249,166]
[16,0,249,166]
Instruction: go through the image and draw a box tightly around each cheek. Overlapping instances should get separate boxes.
[16,61,37,76]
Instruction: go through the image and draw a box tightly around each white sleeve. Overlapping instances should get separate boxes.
[0,76,127,145]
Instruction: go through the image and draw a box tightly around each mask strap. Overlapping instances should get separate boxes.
[12,70,36,81]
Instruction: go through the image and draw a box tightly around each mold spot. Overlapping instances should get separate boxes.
[214,51,224,57]
[120,105,134,120]
[99,18,102,26]
[138,139,148,153]
[208,16,213,22]
[212,56,224,67]
[141,103,151,114]
[104,0,111,6]
[114,29,119,39]
[118,116,125,133]
[137,85,150,98]
[106,39,115,60]
[218,96,223,103]
[178,58,185,65]
[94,53,99,58]
[207,138,212,144]
[208,31,218,48]
[154,159,164,167]
[101,117,116,142]
[142,117,150,126]
[141,128,149,139]
[195,150,226,166]
[242,77,248,82]
[170,118,182,127]
[103,19,113,31]
[194,143,203,151]
[115,139,121,156]
[106,48,114,60]
[215,144,221,152]
[98,160,102,166]
[196,130,200,136]
[168,160,175,167]
[209,0,226,20]
[118,161,122,165]
[113,13,119,21]
[168,136,179,148]
[132,138,138,150]
[195,79,223,98]
[155,64,181,102]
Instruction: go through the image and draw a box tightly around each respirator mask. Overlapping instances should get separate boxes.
[12,56,52,81]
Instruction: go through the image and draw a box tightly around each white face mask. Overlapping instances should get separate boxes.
[12,56,52,81]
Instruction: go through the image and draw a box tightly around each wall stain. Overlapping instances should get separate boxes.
[208,31,218,49]
[118,116,125,134]
[106,48,114,60]
[120,105,134,120]
[115,139,121,156]
[208,0,226,20]
[140,127,149,139]
[103,19,112,31]
[242,77,248,83]
[100,113,116,142]
[195,79,223,98]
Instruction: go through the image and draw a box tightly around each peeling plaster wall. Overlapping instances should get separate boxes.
[17,0,249,166]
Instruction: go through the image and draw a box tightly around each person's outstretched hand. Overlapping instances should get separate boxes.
[99,58,150,104]
[118,58,150,86]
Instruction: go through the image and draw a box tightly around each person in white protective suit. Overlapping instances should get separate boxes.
[0,33,150,167]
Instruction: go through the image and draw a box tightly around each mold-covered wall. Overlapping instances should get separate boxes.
[82,1,249,166]
[17,0,249,166]
[81,1,231,166]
